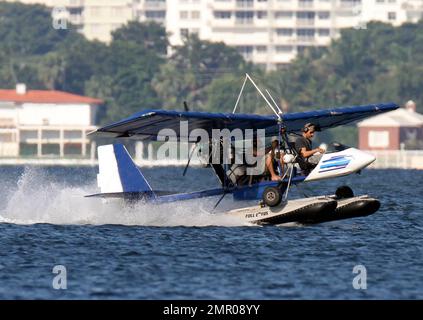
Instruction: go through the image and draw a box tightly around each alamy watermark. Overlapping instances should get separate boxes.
[352,5,367,30]
[352,264,367,290]
[52,265,67,290]
[52,7,68,30]
[156,121,268,175]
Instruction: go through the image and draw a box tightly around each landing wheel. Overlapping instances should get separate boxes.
[335,185,354,199]
[263,186,282,207]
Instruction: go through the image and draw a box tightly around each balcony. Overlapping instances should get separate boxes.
[235,18,254,25]
[298,0,314,9]
[296,36,316,43]
[296,18,315,26]
[142,0,167,9]
[236,0,254,8]
[66,0,84,8]
[337,0,360,9]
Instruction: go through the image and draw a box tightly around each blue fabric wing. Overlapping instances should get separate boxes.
[89,102,399,140]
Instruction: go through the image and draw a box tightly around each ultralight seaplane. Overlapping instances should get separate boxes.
[87,74,399,225]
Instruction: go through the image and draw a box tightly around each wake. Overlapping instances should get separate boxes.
[0,167,246,227]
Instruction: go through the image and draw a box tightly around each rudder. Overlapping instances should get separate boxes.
[97,144,154,196]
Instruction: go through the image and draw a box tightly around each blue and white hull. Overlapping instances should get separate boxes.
[227,195,380,225]
[305,148,376,182]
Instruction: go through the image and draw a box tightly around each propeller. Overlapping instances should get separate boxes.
[212,162,235,212]
[212,191,228,211]
[183,143,197,176]
[182,136,202,176]
[183,101,190,112]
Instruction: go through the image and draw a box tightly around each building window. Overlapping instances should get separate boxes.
[235,11,254,19]
[317,11,330,19]
[276,45,293,53]
[236,46,253,59]
[368,131,389,148]
[64,143,82,155]
[343,0,363,4]
[19,143,37,156]
[297,45,309,54]
[42,144,60,156]
[318,28,330,36]
[180,11,188,19]
[236,0,254,7]
[180,28,189,38]
[0,133,13,142]
[111,6,125,16]
[388,12,396,20]
[276,28,293,36]
[299,0,314,7]
[297,29,315,36]
[297,11,315,19]
[237,46,253,54]
[191,11,200,19]
[42,130,60,140]
[235,13,254,24]
[90,6,102,16]
[256,45,267,53]
[145,10,166,19]
[275,11,293,19]
[0,118,15,128]
[64,130,82,140]
[257,11,267,19]
[20,130,38,141]
[214,11,231,19]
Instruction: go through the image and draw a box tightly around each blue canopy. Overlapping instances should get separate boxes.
[89,102,399,140]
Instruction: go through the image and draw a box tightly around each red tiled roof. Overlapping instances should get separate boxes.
[0,89,103,105]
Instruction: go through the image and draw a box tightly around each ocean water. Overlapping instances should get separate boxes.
[0,165,422,299]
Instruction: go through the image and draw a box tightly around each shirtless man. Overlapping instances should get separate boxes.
[265,139,284,181]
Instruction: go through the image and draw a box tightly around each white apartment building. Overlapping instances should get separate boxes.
[6,0,423,68]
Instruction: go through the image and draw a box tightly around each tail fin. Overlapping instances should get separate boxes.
[97,144,154,196]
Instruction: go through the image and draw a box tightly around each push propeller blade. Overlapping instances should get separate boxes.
[183,144,197,176]
[212,191,227,211]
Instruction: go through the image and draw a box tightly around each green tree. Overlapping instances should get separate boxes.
[111,21,169,55]
[0,2,83,89]
[0,2,74,56]
[99,27,168,122]
[57,38,110,94]
[153,35,250,111]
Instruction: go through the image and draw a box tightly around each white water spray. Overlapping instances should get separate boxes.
[0,167,246,227]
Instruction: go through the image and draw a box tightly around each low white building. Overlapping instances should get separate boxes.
[357,101,423,151]
[0,84,102,158]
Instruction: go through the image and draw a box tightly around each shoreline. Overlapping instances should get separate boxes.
[0,158,422,169]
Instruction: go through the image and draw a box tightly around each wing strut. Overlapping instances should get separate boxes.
[232,73,282,120]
